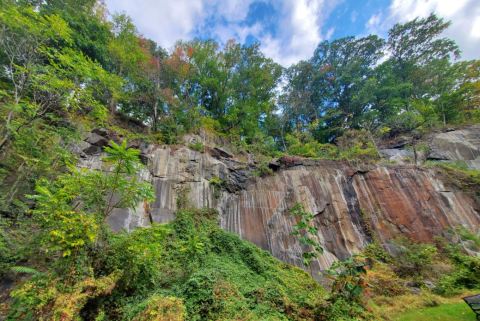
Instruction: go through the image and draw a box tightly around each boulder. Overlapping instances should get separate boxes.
[210,147,234,159]
[85,132,109,147]
[427,124,480,169]
[379,148,414,164]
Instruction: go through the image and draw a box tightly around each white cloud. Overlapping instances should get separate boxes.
[105,0,340,66]
[105,0,204,50]
[258,0,340,66]
[472,16,480,39]
[351,10,358,23]
[325,27,335,40]
[366,13,382,34]
[366,0,480,60]
[105,0,256,50]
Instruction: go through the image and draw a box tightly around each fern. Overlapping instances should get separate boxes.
[10,266,43,276]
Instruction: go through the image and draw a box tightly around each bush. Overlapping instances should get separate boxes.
[286,133,339,159]
[129,295,186,321]
[8,272,120,321]
[106,224,171,293]
[321,297,372,321]
[7,206,326,320]
[188,141,204,153]
[336,129,379,161]
[391,238,437,279]
[434,240,480,295]
[366,263,407,297]
[253,161,273,177]
[208,176,225,199]
[362,242,392,263]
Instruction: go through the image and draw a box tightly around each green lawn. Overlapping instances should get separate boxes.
[393,302,476,321]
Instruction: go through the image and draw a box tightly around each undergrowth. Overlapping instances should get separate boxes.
[7,208,327,321]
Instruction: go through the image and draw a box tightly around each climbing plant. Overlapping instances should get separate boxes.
[290,203,323,266]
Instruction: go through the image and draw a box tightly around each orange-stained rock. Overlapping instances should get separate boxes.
[84,142,479,274]
[218,161,479,275]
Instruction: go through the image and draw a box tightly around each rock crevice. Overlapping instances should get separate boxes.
[77,127,480,273]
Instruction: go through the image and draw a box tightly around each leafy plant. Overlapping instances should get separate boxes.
[208,176,225,199]
[290,203,323,266]
[391,238,438,279]
[28,141,154,257]
[188,141,205,153]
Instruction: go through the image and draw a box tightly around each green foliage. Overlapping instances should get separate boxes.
[0,215,36,277]
[286,133,339,159]
[322,255,371,320]
[434,228,480,296]
[327,255,368,302]
[366,262,407,297]
[99,208,326,321]
[28,141,154,257]
[208,176,225,199]
[391,238,438,279]
[106,224,172,294]
[8,271,120,321]
[363,242,392,263]
[29,176,100,257]
[188,141,204,153]
[253,161,274,177]
[128,295,186,321]
[425,161,480,199]
[284,129,380,161]
[393,302,476,321]
[1,2,479,321]
[10,266,43,276]
[290,203,323,266]
[336,129,380,161]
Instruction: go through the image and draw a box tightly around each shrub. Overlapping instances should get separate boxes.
[131,296,186,321]
[434,242,480,295]
[106,224,171,293]
[362,242,392,263]
[208,176,225,199]
[188,141,204,153]
[289,203,323,266]
[285,133,339,159]
[8,272,120,321]
[336,129,379,161]
[321,297,370,321]
[366,263,407,297]
[391,238,437,279]
[253,161,273,177]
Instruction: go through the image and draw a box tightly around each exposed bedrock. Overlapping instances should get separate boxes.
[77,127,480,273]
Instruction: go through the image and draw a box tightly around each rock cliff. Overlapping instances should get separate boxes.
[77,126,480,273]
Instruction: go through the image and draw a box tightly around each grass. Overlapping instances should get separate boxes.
[393,302,476,321]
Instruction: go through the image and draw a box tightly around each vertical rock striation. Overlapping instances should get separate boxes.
[217,160,479,274]
[77,127,480,273]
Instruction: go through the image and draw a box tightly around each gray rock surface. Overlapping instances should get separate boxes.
[427,124,480,169]
[379,148,414,164]
[76,125,480,275]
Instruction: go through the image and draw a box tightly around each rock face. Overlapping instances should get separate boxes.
[427,124,480,169]
[78,127,480,275]
[379,124,480,168]
[219,160,479,275]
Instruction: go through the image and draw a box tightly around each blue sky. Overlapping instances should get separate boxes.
[105,0,480,66]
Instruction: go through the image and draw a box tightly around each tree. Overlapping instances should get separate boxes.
[0,3,121,154]
[29,141,154,257]
[381,14,460,120]
[388,13,460,70]
[39,0,113,67]
[0,4,71,151]
[281,61,317,133]
[282,36,384,143]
